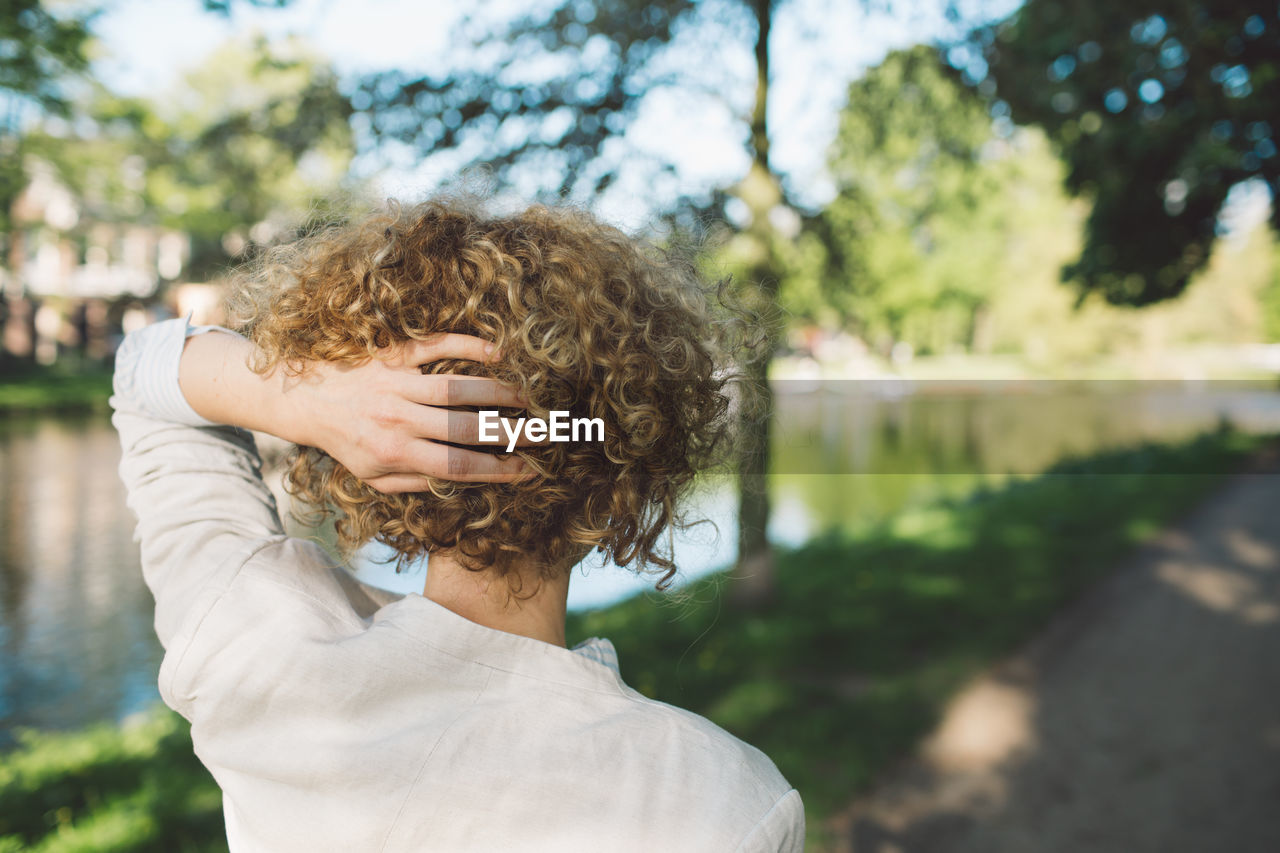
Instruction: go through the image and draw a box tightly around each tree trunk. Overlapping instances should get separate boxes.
[733,339,776,606]
[730,0,782,609]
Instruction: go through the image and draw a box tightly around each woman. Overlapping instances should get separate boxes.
[112,200,803,851]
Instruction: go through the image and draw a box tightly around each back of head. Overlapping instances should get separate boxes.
[230,199,742,590]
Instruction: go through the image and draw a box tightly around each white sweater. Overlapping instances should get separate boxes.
[110,318,804,852]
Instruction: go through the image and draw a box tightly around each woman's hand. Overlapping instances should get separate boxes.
[180,330,529,492]
[285,334,530,491]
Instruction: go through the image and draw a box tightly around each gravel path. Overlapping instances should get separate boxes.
[831,450,1280,853]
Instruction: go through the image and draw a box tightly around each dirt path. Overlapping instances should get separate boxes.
[830,451,1280,853]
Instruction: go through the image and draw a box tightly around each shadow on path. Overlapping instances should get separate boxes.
[832,452,1280,853]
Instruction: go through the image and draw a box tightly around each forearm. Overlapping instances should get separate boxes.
[112,319,287,651]
[178,330,311,446]
[175,324,526,487]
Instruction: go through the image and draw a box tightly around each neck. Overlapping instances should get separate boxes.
[423,551,569,648]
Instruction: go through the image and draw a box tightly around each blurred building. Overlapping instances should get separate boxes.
[2,160,192,365]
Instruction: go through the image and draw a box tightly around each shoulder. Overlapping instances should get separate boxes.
[613,681,797,808]
[733,788,805,853]
[168,537,401,696]
[590,684,804,850]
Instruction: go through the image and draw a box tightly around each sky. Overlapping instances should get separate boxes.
[90,0,1023,230]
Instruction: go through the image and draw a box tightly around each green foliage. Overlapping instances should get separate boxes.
[755,38,1278,364]
[26,35,356,279]
[0,363,112,413]
[970,1,1280,305]
[820,45,1001,349]
[0,0,93,112]
[0,0,94,232]
[147,36,354,275]
[568,429,1267,836]
[781,46,1070,355]
[1264,240,1280,341]
[0,708,225,852]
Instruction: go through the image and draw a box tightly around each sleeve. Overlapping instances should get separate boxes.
[733,789,805,853]
[110,317,287,654]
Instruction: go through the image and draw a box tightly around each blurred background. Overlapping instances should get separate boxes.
[1,0,1279,850]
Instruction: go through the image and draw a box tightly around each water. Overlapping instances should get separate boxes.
[0,416,166,744]
[2,381,1278,742]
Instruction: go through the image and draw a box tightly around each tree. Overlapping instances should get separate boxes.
[0,0,94,232]
[36,36,356,279]
[790,45,1015,355]
[965,1,1280,305]
[148,35,355,276]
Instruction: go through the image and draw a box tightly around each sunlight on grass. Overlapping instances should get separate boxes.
[0,367,114,414]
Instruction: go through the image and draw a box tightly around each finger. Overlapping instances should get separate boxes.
[406,441,529,483]
[403,405,541,447]
[395,333,499,367]
[401,374,527,409]
[363,474,435,494]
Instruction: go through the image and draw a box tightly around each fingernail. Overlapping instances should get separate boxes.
[484,342,500,358]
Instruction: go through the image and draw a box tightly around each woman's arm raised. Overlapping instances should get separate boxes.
[179,328,528,491]
[111,318,525,654]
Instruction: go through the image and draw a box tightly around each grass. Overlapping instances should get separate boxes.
[0,363,114,414]
[0,711,225,852]
[0,428,1267,850]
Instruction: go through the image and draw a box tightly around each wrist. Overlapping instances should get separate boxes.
[180,331,283,437]
[268,366,326,450]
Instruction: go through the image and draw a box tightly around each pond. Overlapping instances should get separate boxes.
[1,380,1278,743]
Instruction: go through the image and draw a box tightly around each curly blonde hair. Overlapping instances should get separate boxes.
[228,199,744,590]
